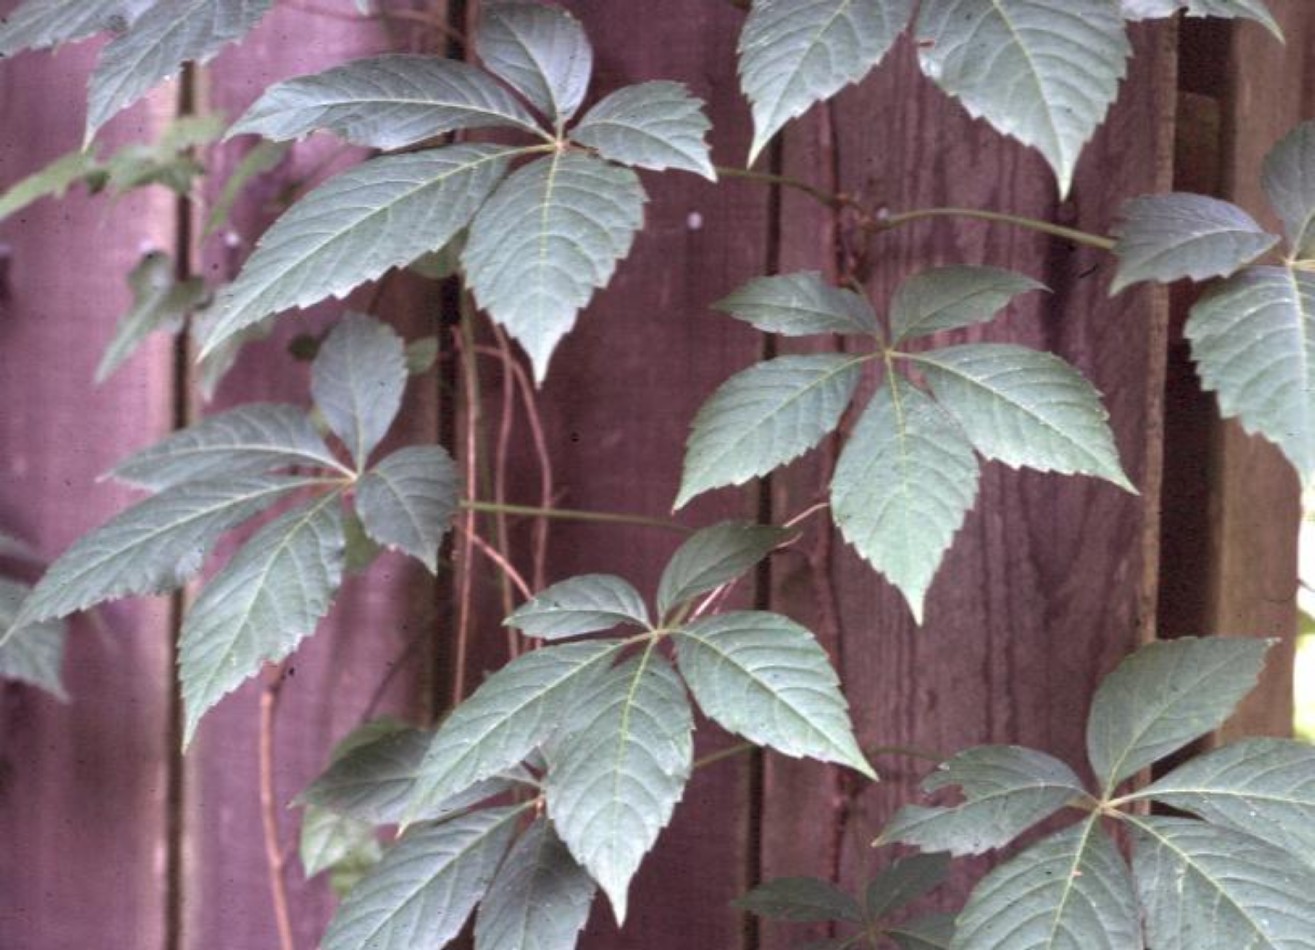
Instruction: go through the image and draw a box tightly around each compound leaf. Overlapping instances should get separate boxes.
[1264,119,1315,260]
[0,578,68,700]
[1120,0,1282,39]
[890,266,1045,345]
[735,877,863,924]
[865,853,951,920]
[715,272,878,337]
[506,574,650,639]
[656,520,789,617]
[310,313,407,469]
[572,80,715,180]
[476,2,592,128]
[0,0,152,56]
[355,445,460,573]
[97,252,208,384]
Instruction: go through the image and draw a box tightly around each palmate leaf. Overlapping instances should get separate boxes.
[96,252,209,384]
[0,0,153,56]
[950,817,1139,950]
[915,0,1131,196]
[1263,120,1315,260]
[572,81,715,180]
[322,806,524,950]
[180,493,345,745]
[739,0,915,164]
[830,381,979,622]
[735,877,863,923]
[866,853,951,919]
[355,445,460,573]
[0,149,101,223]
[674,611,873,776]
[656,520,789,617]
[310,314,407,469]
[1120,0,1283,39]
[546,653,694,923]
[463,152,647,382]
[229,54,544,149]
[200,143,516,357]
[889,266,1045,345]
[476,2,593,129]
[1129,816,1315,950]
[0,578,68,701]
[1085,636,1270,794]
[878,746,1084,856]
[1110,193,1277,294]
[506,574,650,639]
[715,272,878,337]
[86,0,275,141]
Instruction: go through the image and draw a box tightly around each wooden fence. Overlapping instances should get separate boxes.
[0,2,1307,948]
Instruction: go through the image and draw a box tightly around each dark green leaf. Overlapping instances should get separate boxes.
[572,81,715,179]
[476,2,593,128]
[299,804,381,880]
[0,149,101,223]
[355,445,460,573]
[889,265,1045,344]
[0,0,151,56]
[204,139,291,239]
[506,574,650,639]
[734,876,862,923]
[310,314,407,469]
[656,520,789,617]
[97,252,208,384]
[890,913,956,950]
[864,852,951,919]
[714,272,877,336]
[0,578,68,700]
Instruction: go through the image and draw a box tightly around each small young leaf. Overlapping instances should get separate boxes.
[916,0,1131,196]
[951,817,1139,950]
[463,152,647,382]
[0,0,152,56]
[506,574,650,639]
[864,853,951,919]
[877,746,1084,856]
[714,272,878,337]
[228,54,543,148]
[734,877,863,924]
[322,806,523,950]
[674,611,874,777]
[476,2,593,128]
[97,252,208,384]
[355,445,460,573]
[202,144,515,356]
[677,354,867,509]
[656,520,789,617]
[1120,0,1283,40]
[299,804,381,880]
[889,913,956,950]
[0,578,68,701]
[1110,193,1277,294]
[830,381,979,622]
[910,343,1133,491]
[739,0,914,164]
[572,81,715,180]
[546,653,694,923]
[889,266,1045,345]
[180,493,345,745]
[473,818,597,950]
[195,314,276,402]
[1086,636,1270,794]
[1263,119,1315,259]
[96,114,225,196]
[204,139,291,239]
[404,336,440,375]
[0,149,102,223]
[310,314,407,469]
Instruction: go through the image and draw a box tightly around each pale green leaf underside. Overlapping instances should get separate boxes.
[656,520,789,617]
[676,610,873,776]
[916,0,1131,196]
[311,313,407,469]
[355,445,460,573]
[831,382,979,623]
[97,252,208,384]
[300,805,380,880]
[740,0,914,164]
[735,877,863,923]
[0,149,100,223]
[1263,120,1315,260]
[109,403,340,491]
[1120,0,1283,39]
[546,653,693,923]
[202,143,515,357]
[506,573,650,639]
[1130,816,1315,950]
[890,265,1045,344]
[476,2,593,126]
[1111,193,1277,294]
[678,354,866,508]
[1086,636,1270,794]
[322,807,522,950]
[865,853,952,920]
[87,0,275,141]
[715,272,878,336]
[0,578,68,700]
[180,494,345,745]
[951,818,1139,950]
[463,151,647,382]
[573,80,715,180]
[911,343,1133,490]
[1187,266,1315,481]
[229,53,542,148]
[0,0,151,56]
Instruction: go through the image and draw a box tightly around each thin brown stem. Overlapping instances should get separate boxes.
[453,320,480,707]
[259,667,296,950]
[716,165,843,210]
[694,741,755,770]
[456,522,534,602]
[462,499,690,534]
[875,207,1116,251]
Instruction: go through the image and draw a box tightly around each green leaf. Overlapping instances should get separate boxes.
[86,0,275,142]
[890,266,1046,345]
[201,143,515,357]
[951,817,1138,950]
[0,149,101,223]
[1120,0,1283,39]
[864,853,951,919]
[890,914,956,950]
[830,381,979,622]
[506,574,650,639]
[108,403,341,491]
[676,354,866,508]
[674,610,873,777]
[476,2,593,128]
[1130,815,1315,950]
[1137,738,1315,867]
[877,746,1084,856]
[714,272,878,337]
[180,493,345,745]
[228,54,543,148]
[1086,637,1270,794]
[0,529,36,562]
[546,652,694,923]
[95,114,225,197]
[656,520,789,617]
[195,315,275,402]
[734,876,863,923]
[0,578,68,700]
[0,0,151,56]
[310,314,407,468]
[408,640,621,819]
[739,0,914,164]
[1110,193,1278,294]
[404,336,440,375]
[1263,120,1315,259]
[322,806,523,950]
[910,343,1133,491]
[355,446,460,573]
[300,804,381,880]
[1187,266,1315,480]
[204,139,291,239]
[916,0,1131,196]
[473,818,597,950]
[463,152,647,382]
[96,252,208,384]
[5,474,318,633]
[572,81,715,180]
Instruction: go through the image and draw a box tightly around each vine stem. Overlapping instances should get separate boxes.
[461,499,690,534]
[455,521,534,601]
[715,165,842,209]
[259,667,296,950]
[874,207,1116,251]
